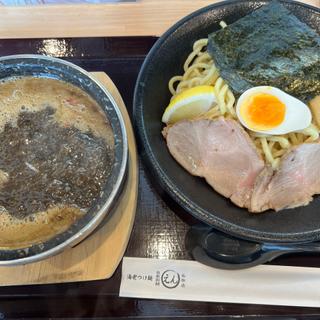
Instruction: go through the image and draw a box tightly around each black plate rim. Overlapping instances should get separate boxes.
[133,0,320,243]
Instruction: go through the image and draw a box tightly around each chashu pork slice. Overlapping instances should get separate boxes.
[251,143,320,212]
[164,117,265,208]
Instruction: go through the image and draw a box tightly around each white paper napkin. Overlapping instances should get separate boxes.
[120,257,320,307]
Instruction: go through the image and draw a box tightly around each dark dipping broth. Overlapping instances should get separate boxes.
[0,77,114,249]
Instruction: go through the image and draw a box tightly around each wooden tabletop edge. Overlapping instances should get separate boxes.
[0,0,318,39]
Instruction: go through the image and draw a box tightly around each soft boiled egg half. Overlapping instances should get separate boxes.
[236,86,312,135]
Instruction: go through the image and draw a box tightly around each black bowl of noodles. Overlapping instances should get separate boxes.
[0,55,127,265]
[133,0,320,244]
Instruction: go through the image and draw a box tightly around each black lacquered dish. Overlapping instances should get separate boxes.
[133,0,320,245]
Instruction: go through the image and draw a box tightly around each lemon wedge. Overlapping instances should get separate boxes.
[162,85,216,124]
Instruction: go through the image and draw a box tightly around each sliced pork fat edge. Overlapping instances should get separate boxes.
[164,117,265,209]
[164,117,320,212]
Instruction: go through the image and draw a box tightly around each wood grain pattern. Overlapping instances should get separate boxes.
[0,0,318,39]
[0,72,138,286]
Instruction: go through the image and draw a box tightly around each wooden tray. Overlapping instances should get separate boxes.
[0,72,138,286]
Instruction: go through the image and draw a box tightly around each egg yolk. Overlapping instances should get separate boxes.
[240,93,286,131]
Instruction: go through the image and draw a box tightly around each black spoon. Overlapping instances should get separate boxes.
[186,224,320,269]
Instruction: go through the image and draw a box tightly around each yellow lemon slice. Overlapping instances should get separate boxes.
[162,85,216,124]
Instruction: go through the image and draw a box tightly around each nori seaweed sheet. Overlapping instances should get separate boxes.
[207,1,320,102]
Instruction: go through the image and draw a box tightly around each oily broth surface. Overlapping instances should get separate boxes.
[0,77,114,144]
[0,77,115,249]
